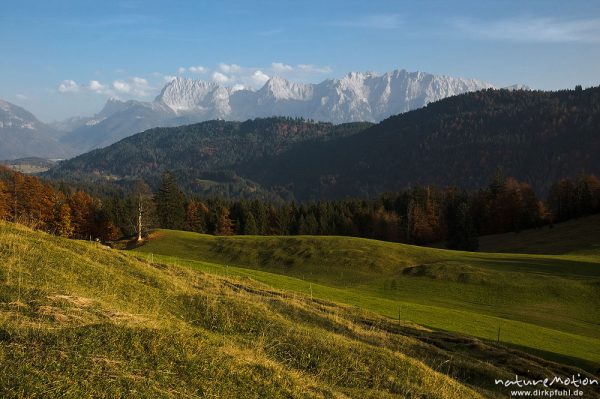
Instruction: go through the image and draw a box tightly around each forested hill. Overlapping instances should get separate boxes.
[45,118,371,199]
[46,87,600,200]
[243,86,600,199]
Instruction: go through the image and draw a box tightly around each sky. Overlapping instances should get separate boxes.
[1,0,599,122]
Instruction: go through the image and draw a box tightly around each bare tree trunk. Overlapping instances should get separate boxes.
[137,195,143,242]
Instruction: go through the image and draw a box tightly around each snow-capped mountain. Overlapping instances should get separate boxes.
[61,69,496,153]
[0,100,73,160]
[154,70,494,123]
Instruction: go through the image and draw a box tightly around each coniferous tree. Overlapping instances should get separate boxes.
[298,213,319,235]
[155,172,186,229]
[243,212,258,235]
[446,200,479,251]
[251,200,268,234]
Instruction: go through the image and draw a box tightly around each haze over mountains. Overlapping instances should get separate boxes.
[0,100,74,160]
[1,69,496,158]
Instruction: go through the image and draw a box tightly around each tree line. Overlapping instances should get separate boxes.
[1,166,599,250]
[0,166,119,240]
[125,171,600,251]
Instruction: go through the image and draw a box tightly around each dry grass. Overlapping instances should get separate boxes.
[0,221,598,398]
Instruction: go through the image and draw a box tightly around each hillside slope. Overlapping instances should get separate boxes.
[478,214,600,255]
[46,118,371,198]
[2,222,598,397]
[244,86,600,198]
[135,230,600,370]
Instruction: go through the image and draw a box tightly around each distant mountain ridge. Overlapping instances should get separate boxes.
[0,100,74,159]
[59,69,496,153]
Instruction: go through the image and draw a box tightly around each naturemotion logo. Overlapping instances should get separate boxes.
[495,374,598,397]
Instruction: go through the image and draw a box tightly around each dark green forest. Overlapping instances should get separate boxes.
[45,118,371,200]
[46,86,600,201]
[247,85,600,199]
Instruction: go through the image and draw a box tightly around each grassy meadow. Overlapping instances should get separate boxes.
[0,220,598,397]
[134,227,600,371]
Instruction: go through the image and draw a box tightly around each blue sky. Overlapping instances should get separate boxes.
[1,0,599,121]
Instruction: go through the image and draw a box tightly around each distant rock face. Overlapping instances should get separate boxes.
[0,100,73,160]
[59,69,496,153]
[154,70,494,124]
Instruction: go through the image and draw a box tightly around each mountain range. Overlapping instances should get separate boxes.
[46,85,600,200]
[0,100,74,160]
[0,69,497,158]
[62,69,494,152]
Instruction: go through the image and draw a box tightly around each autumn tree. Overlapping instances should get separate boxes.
[0,180,8,219]
[68,191,95,239]
[54,203,74,237]
[215,206,234,235]
[185,200,209,233]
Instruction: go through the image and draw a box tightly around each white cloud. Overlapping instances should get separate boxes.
[132,77,148,85]
[58,80,80,93]
[56,61,334,102]
[297,64,332,74]
[454,16,600,43]
[331,14,402,30]
[212,71,231,84]
[112,80,131,94]
[88,80,107,93]
[15,94,28,100]
[188,65,207,74]
[58,76,157,99]
[219,63,242,74]
[251,70,270,86]
[177,67,187,74]
[271,62,293,72]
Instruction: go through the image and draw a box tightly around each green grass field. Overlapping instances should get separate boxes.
[1,220,599,397]
[478,214,600,256]
[134,229,600,370]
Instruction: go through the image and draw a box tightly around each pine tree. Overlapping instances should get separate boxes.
[243,212,258,235]
[298,213,319,235]
[154,172,186,230]
[446,201,478,251]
